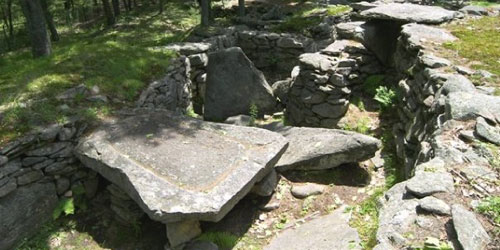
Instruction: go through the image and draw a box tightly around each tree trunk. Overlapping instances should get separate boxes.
[20,0,51,57]
[126,0,132,10]
[158,0,163,14]
[40,0,59,41]
[238,0,244,17]
[200,0,209,26]
[208,0,213,22]
[111,0,120,16]
[101,0,115,25]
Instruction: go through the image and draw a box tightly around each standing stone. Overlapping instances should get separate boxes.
[452,204,491,250]
[166,220,202,248]
[204,47,277,121]
[75,110,288,223]
[0,182,58,249]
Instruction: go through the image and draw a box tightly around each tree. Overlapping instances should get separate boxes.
[238,0,244,17]
[111,0,120,16]
[200,0,209,26]
[40,0,59,41]
[20,0,51,57]
[101,0,115,25]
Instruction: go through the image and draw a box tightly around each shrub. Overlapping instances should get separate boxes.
[374,86,397,110]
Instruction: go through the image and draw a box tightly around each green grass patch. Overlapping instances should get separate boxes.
[477,196,500,224]
[272,4,351,35]
[444,17,500,80]
[341,116,371,135]
[470,0,500,7]
[0,1,200,145]
[349,188,385,249]
[197,231,240,249]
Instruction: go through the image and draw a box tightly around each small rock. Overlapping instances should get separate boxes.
[475,117,500,145]
[87,95,108,103]
[420,54,451,68]
[0,159,22,178]
[251,170,278,197]
[415,216,433,229]
[56,177,71,195]
[418,196,451,215]
[166,220,202,247]
[56,84,89,101]
[405,172,454,197]
[454,65,474,75]
[460,5,489,16]
[461,165,498,183]
[22,156,47,167]
[291,183,325,199]
[459,130,475,142]
[476,70,494,79]
[452,204,491,250]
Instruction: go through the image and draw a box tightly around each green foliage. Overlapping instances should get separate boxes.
[53,198,75,220]
[470,0,500,7]
[444,17,500,77]
[342,116,371,135]
[197,232,240,249]
[0,1,200,144]
[374,86,397,110]
[349,188,385,249]
[326,5,352,16]
[380,130,404,188]
[494,88,500,96]
[363,75,385,96]
[249,103,259,126]
[351,96,366,111]
[477,196,500,224]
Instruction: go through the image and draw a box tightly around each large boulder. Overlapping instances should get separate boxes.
[0,182,59,249]
[264,206,361,250]
[75,110,288,223]
[266,126,381,172]
[446,92,500,122]
[204,47,277,121]
[360,3,460,24]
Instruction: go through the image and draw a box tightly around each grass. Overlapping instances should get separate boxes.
[341,116,371,135]
[0,1,200,145]
[470,0,500,7]
[477,196,500,224]
[272,4,351,35]
[197,231,240,249]
[443,17,500,81]
[348,188,385,249]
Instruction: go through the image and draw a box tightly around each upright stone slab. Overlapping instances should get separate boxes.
[0,182,58,249]
[75,110,288,223]
[204,47,277,121]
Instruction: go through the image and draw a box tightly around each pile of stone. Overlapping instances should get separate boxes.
[137,56,193,114]
[286,39,382,127]
[0,118,98,249]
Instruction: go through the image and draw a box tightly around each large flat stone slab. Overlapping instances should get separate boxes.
[268,126,380,172]
[264,206,361,250]
[75,110,288,223]
[446,92,500,122]
[401,23,457,50]
[360,3,460,24]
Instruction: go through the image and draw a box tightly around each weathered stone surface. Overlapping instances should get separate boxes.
[268,127,380,171]
[401,23,457,50]
[251,169,278,197]
[264,206,361,250]
[272,79,292,104]
[446,92,500,121]
[476,117,500,145]
[460,5,489,16]
[291,183,325,199]
[75,110,288,223]
[204,47,277,121]
[166,220,201,247]
[419,54,451,69]
[418,196,451,215]
[22,156,47,167]
[452,204,491,250]
[16,170,44,186]
[360,3,460,24]
[0,159,21,178]
[406,172,454,197]
[461,164,498,182]
[0,155,7,166]
[26,142,71,157]
[311,102,349,119]
[224,115,251,126]
[441,74,476,95]
[335,22,365,41]
[0,178,17,197]
[0,182,58,250]
[164,42,211,55]
[56,84,89,101]
[298,53,335,72]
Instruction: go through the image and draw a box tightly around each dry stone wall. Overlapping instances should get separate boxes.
[286,39,383,127]
[0,119,98,249]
